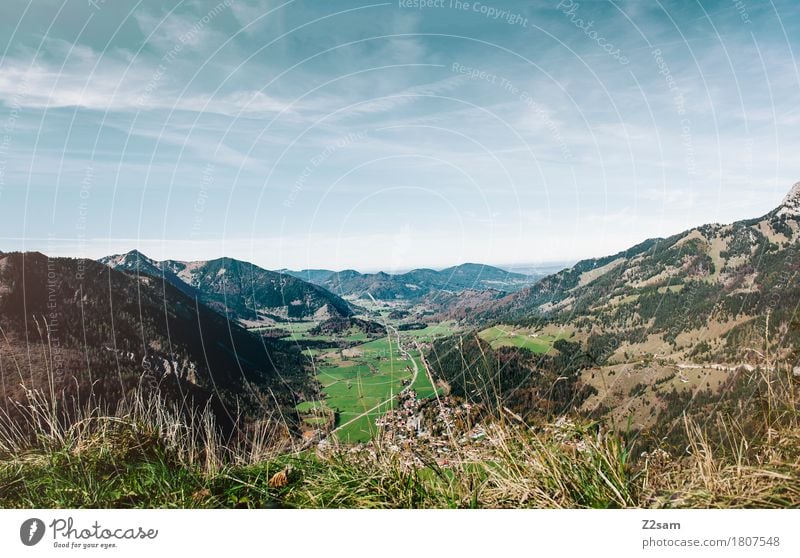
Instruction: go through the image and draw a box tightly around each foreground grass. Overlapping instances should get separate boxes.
[0,423,628,508]
[1,412,798,509]
[1,368,798,508]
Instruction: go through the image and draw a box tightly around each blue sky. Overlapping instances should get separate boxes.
[0,0,798,272]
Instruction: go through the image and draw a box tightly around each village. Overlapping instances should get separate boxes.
[371,389,489,468]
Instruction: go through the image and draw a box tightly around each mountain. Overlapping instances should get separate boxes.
[99,249,199,298]
[100,251,353,323]
[424,288,508,321]
[0,252,313,432]
[278,268,336,284]
[479,182,800,359]
[284,263,539,300]
[463,182,800,429]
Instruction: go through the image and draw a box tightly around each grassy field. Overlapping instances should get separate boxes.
[249,320,371,343]
[4,364,799,509]
[401,321,457,341]
[267,313,453,442]
[300,334,437,443]
[249,321,317,334]
[478,325,570,353]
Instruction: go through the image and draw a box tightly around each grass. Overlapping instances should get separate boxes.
[295,401,325,413]
[478,325,569,353]
[400,322,457,341]
[2,337,798,509]
[5,380,797,508]
[288,319,454,442]
[297,333,438,443]
[0,407,636,508]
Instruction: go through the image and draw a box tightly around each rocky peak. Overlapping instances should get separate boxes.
[98,249,163,275]
[122,249,150,263]
[776,181,800,217]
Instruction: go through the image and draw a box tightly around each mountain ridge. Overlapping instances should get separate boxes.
[462,181,800,428]
[282,262,541,300]
[0,251,313,432]
[99,250,354,324]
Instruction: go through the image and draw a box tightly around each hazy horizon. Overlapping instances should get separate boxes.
[2,242,576,276]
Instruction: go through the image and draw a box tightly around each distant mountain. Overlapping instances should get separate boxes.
[278,268,336,284]
[100,251,353,323]
[0,252,313,431]
[283,263,540,300]
[498,261,573,277]
[479,181,800,365]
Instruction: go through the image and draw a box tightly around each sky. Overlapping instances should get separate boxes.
[0,0,799,272]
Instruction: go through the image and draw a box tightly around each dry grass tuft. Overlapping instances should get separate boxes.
[0,363,797,508]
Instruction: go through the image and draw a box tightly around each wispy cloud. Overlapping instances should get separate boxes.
[0,47,294,118]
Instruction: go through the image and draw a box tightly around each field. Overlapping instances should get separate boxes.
[297,334,438,442]
[265,309,459,442]
[251,321,370,343]
[478,325,570,353]
[399,321,458,341]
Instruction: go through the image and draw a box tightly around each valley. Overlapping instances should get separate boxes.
[254,299,457,442]
[2,182,800,509]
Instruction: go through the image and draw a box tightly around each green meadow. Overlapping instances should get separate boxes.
[400,321,457,341]
[478,326,569,354]
[298,334,438,442]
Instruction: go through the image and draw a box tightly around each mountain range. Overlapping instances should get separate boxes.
[0,252,314,431]
[480,182,800,364]
[99,250,354,324]
[282,262,541,300]
[5,181,800,444]
[445,182,800,431]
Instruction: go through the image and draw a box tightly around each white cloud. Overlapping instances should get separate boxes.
[0,48,293,118]
[324,75,466,121]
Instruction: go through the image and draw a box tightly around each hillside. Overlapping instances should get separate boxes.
[100,250,353,323]
[308,316,386,337]
[481,182,800,359]
[284,263,539,300]
[424,288,508,321]
[463,181,800,430]
[0,252,313,433]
